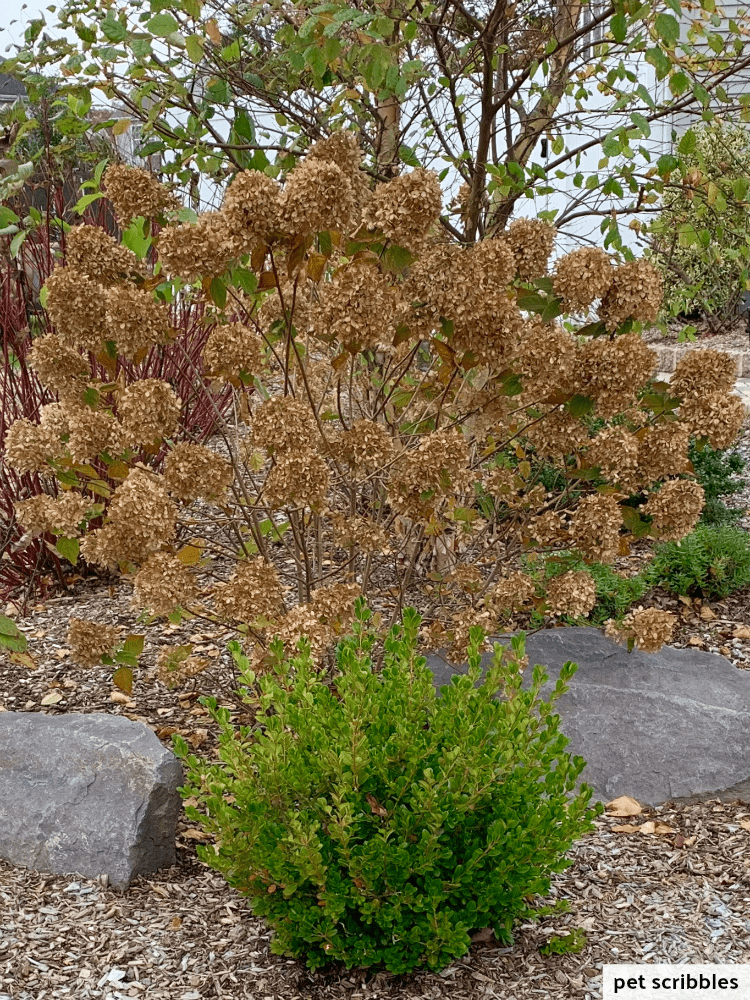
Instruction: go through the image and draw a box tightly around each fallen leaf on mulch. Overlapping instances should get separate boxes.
[740,820,750,832]
[612,821,675,835]
[700,606,716,620]
[688,636,705,647]
[181,828,212,841]
[733,626,750,639]
[40,691,63,705]
[605,795,642,817]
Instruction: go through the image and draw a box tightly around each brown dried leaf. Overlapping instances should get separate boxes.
[612,823,641,833]
[181,827,212,841]
[733,626,750,638]
[605,795,642,817]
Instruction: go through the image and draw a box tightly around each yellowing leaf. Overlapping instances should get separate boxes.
[10,651,37,670]
[306,252,327,282]
[40,690,63,706]
[112,666,133,696]
[112,118,131,136]
[605,795,642,817]
[177,544,202,566]
[108,460,130,479]
[205,18,222,44]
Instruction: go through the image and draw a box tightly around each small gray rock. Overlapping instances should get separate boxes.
[426,627,750,806]
[0,712,183,890]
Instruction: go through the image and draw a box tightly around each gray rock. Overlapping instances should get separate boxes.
[426,627,750,807]
[0,712,183,890]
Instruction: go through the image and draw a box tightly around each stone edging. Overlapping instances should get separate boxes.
[655,345,750,376]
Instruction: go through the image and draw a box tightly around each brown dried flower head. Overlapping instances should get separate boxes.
[27,333,88,393]
[44,268,108,353]
[133,551,197,616]
[486,571,536,614]
[252,396,317,454]
[66,225,139,284]
[164,442,233,502]
[212,557,285,624]
[570,493,622,563]
[362,169,443,247]
[279,157,359,235]
[637,421,691,486]
[523,408,589,461]
[201,323,266,377]
[670,349,737,401]
[274,582,360,660]
[331,514,390,554]
[221,170,281,243]
[506,218,556,280]
[679,392,746,451]
[314,261,396,351]
[337,419,394,475]
[67,616,120,668]
[544,570,597,617]
[157,644,209,690]
[598,259,663,330]
[105,284,171,360]
[607,606,676,652]
[574,332,657,417]
[552,247,614,311]
[118,379,181,447]
[515,319,578,397]
[3,417,64,473]
[644,479,704,541]
[586,425,640,491]
[157,212,244,282]
[61,401,123,463]
[264,450,329,509]
[15,492,92,537]
[103,164,180,225]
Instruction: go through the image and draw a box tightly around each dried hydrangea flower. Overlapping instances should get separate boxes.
[514,320,578,397]
[528,509,564,545]
[60,402,123,463]
[606,606,676,652]
[597,259,663,330]
[307,132,372,211]
[157,212,244,281]
[637,421,691,486]
[44,268,108,353]
[586,425,640,491]
[670,349,737,400]
[105,284,171,360]
[201,323,265,377]
[506,218,556,280]
[313,261,397,351]
[14,493,92,537]
[212,557,285,623]
[362,169,443,247]
[157,644,209,690]
[336,419,394,475]
[388,428,475,517]
[67,617,120,668]
[252,396,317,454]
[65,225,139,283]
[523,407,589,461]
[264,450,329,509]
[280,156,359,235]
[570,493,622,563]
[678,392,746,451]
[133,551,197,616]
[447,608,494,662]
[117,379,181,447]
[27,334,89,393]
[221,169,281,244]
[552,247,614,310]
[544,570,597,617]
[574,332,657,418]
[644,479,704,541]
[3,417,64,473]
[164,442,233,502]
[274,582,361,660]
[103,164,180,225]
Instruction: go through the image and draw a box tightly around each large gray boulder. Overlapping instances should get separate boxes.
[0,712,183,890]
[426,627,750,806]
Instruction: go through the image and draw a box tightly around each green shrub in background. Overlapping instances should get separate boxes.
[172,602,601,974]
[531,556,651,626]
[648,120,750,326]
[646,523,750,599]
[690,441,746,526]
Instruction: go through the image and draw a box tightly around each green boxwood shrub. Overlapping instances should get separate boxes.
[646,523,750,599]
[172,602,601,974]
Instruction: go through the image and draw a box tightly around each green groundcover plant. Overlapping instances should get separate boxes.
[172,602,601,974]
[646,523,750,600]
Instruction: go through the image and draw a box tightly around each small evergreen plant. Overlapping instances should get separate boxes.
[172,601,601,974]
[647,523,750,599]
[690,441,746,526]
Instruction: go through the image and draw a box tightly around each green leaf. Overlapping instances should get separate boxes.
[0,614,27,654]
[9,231,26,258]
[73,191,104,215]
[121,216,152,257]
[645,46,672,80]
[101,15,127,42]
[123,634,145,656]
[655,12,680,45]
[55,536,80,565]
[0,206,20,228]
[112,665,133,695]
[186,33,205,63]
[678,129,697,155]
[146,12,180,36]
[610,13,627,42]
[568,395,594,418]
[210,276,227,307]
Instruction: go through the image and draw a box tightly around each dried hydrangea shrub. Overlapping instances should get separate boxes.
[252,396,317,454]
[103,163,180,225]
[61,402,123,463]
[157,212,244,282]
[486,571,536,616]
[552,247,614,310]
[544,570,597,617]
[388,428,476,518]
[336,420,394,476]
[66,225,140,283]
[637,421,691,485]
[570,493,622,563]
[670,349,737,400]
[644,479,705,541]
[201,323,266,377]
[43,268,108,353]
[574,332,657,418]
[27,333,89,393]
[264,451,330,509]
[515,320,578,397]
[221,170,281,244]
[117,379,181,447]
[506,217,556,280]
[362,168,443,247]
[586,425,640,492]
[104,284,171,360]
[275,582,361,660]
[133,551,197,616]
[164,442,234,502]
[280,157,359,235]
[598,259,663,330]
[523,408,589,461]
[67,617,120,668]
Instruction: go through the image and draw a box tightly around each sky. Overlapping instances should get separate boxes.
[1,0,48,53]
